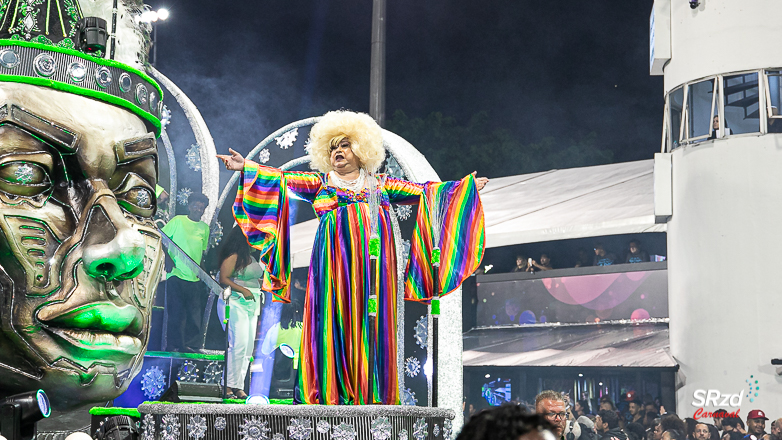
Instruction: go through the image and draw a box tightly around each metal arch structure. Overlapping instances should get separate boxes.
[149,67,220,225]
[159,128,177,216]
[214,117,463,431]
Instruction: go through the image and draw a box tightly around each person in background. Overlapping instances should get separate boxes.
[162,192,210,352]
[576,400,590,417]
[536,390,568,440]
[600,397,617,412]
[663,431,687,440]
[575,248,593,268]
[594,244,617,266]
[693,422,711,440]
[764,418,782,440]
[721,418,746,440]
[646,403,660,418]
[456,404,554,440]
[217,226,264,399]
[708,115,720,140]
[626,240,649,264]
[512,255,530,272]
[529,253,554,272]
[651,419,663,440]
[628,399,644,425]
[686,418,698,440]
[596,409,628,440]
[745,411,768,440]
[626,423,646,440]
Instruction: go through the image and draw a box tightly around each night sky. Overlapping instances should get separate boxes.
[147,0,664,179]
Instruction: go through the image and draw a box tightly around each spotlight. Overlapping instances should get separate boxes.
[279,344,295,358]
[75,17,108,53]
[157,8,170,20]
[246,395,270,405]
[0,389,51,440]
[689,0,700,9]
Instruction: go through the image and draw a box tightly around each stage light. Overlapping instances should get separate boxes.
[484,374,491,378]
[599,382,603,386]
[578,373,583,377]
[157,8,170,20]
[279,344,295,358]
[423,358,432,378]
[0,389,51,440]
[246,395,270,405]
[75,17,108,53]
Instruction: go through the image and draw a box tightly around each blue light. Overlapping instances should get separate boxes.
[36,389,51,418]
[246,395,270,405]
[280,343,295,358]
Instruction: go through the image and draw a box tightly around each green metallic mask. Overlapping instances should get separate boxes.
[0,82,164,409]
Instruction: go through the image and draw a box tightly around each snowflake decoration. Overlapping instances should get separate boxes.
[204,361,223,384]
[161,104,172,128]
[413,419,428,440]
[187,415,207,440]
[258,148,271,164]
[215,417,227,431]
[178,360,199,382]
[414,316,428,349]
[399,429,409,440]
[136,188,152,208]
[371,417,392,440]
[384,156,405,179]
[161,414,181,440]
[316,420,331,434]
[14,164,34,184]
[177,187,193,206]
[433,424,440,438]
[141,366,167,399]
[239,417,270,440]
[443,420,453,439]
[273,435,285,440]
[209,221,224,250]
[288,418,313,440]
[186,144,202,171]
[402,388,418,406]
[405,357,421,378]
[142,414,156,440]
[275,128,298,149]
[304,138,312,154]
[395,204,412,221]
[332,423,357,440]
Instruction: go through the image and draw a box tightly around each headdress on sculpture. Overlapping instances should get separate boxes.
[307,110,386,173]
[0,0,167,135]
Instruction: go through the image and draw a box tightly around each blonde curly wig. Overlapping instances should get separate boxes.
[307,110,386,173]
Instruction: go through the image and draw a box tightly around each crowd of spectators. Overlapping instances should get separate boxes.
[505,239,655,274]
[458,390,779,440]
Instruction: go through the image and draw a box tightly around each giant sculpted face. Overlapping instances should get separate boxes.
[0,83,164,408]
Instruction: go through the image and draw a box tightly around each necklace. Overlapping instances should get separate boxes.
[329,168,367,193]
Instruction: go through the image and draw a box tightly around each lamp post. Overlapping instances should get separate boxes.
[137,8,169,65]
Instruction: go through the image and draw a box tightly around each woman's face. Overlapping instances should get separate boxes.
[329,138,361,174]
[713,116,720,130]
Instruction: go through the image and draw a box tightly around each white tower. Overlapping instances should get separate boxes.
[653,0,782,416]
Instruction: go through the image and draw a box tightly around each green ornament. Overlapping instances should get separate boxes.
[369,236,381,258]
[223,304,230,324]
[368,295,378,315]
[432,247,441,265]
[431,298,440,316]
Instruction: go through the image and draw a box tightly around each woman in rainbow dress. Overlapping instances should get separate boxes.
[218,110,487,405]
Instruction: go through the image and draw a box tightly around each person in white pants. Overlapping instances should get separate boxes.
[217,227,265,399]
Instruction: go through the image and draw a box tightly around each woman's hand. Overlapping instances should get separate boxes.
[216,148,245,171]
[471,171,489,191]
[239,288,254,301]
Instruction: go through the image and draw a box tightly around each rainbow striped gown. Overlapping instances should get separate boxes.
[233,161,484,405]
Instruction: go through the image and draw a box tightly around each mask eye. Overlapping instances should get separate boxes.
[0,161,52,197]
[117,186,155,217]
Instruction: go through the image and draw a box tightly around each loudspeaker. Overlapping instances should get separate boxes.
[159,381,222,403]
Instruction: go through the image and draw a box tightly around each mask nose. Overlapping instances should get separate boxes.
[82,203,145,281]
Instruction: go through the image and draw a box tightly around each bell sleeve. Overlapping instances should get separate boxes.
[404,173,485,302]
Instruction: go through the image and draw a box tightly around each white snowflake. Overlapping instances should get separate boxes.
[398,429,409,440]
[395,204,412,221]
[136,188,151,208]
[204,361,223,384]
[161,104,172,128]
[371,417,392,440]
[142,414,156,440]
[413,418,428,440]
[443,420,453,439]
[186,144,202,171]
[239,417,271,440]
[178,360,199,382]
[258,148,271,164]
[405,357,421,378]
[209,221,224,250]
[177,187,192,206]
[434,424,440,438]
[304,138,312,154]
[140,366,167,399]
[316,420,330,434]
[414,316,428,349]
[384,156,404,178]
[215,417,227,431]
[275,128,298,149]
[14,164,34,184]
[332,423,357,440]
[273,435,285,440]
[161,414,181,440]
[187,415,207,439]
[288,418,313,440]
[402,388,418,406]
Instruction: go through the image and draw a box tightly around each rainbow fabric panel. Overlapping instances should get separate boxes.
[404,174,485,302]
[233,161,292,302]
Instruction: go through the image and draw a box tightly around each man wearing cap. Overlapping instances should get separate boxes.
[745,410,769,440]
